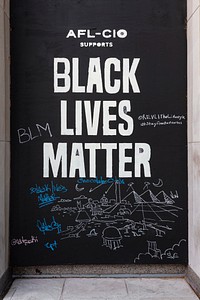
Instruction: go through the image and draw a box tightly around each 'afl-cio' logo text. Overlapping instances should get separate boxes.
[66,29,128,39]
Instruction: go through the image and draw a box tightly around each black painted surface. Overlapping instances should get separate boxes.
[10,0,187,266]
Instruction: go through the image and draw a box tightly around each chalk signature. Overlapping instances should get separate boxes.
[11,236,38,246]
[36,216,61,235]
[45,240,58,251]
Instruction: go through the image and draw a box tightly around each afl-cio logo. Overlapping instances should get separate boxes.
[66,29,128,39]
[117,29,127,38]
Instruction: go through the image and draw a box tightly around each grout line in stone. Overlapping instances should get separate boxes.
[124,279,129,296]
[187,5,200,22]
[188,141,200,144]
[7,287,17,300]
[59,278,66,300]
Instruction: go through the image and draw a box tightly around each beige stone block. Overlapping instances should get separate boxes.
[4,278,65,300]
[187,0,200,20]
[187,19,194,143]
[188,142,200,278]
[188,142,195,270]
[188,143,193,224]
[187,8,200,143]
[62,278,128,299]
[0,142,6,277]
[187,78,193,144]
[5,141,10,267]
[4,278,199,300]
[137,278,198,299]
[4,14,10,142]
[4,0,9,18]
[0,6,5,141]
[141,297,198,300]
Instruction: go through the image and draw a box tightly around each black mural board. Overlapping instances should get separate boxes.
[11,0,187,266]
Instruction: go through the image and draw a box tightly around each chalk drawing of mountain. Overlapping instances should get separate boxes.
[140,190,160,203]
[156,191,175,204]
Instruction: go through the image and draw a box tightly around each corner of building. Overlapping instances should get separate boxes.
[187,0,200,296]
[0,0,12,297]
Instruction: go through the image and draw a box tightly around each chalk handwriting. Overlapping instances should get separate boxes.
[58,198,72,203]
[138,114,185,121]
[11,236,38,246]
[45,240,58,251]
[38,193,59,208]
[30,184,50,194]
[30,182,67,194]
[36,216,61,235]
[17,123,52,144]
[138,114,186,128]
[140,121,183,127]
[51,204,77,214]
[30,182,68,208]
[77,177,125,185]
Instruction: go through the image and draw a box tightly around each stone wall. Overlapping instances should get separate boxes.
[187,0,200,294]
[0,0,11,296]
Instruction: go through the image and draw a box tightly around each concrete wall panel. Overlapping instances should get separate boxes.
[0,142,6,277]
[187,0,200,21]
[187,8,200,143]
[4,0,9,18]
[188,143,200,279]
[0,0,10,295]
[188,0,200,281]
[4,12,10,142]
[0,6,5,141]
